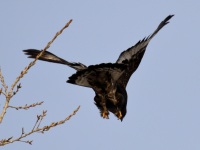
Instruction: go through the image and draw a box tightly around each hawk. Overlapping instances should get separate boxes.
[23,15,173,121]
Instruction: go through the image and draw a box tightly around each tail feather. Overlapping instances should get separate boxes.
[23,49,87,71]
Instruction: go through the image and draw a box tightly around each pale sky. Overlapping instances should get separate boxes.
[0,1,200,150]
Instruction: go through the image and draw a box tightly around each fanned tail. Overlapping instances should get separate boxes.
[23,49,87,71]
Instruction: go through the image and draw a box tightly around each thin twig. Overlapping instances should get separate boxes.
[32,115,41,132]
[36,110,47,129]
[13,83,22,96]
[18,140,33,145]
[0,106,80,146]
[21,128,25,136]
[8,101,44,110]
[0,88,6,96]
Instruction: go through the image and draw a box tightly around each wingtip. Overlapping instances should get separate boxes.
[165,14,175,23]
[168,14,175,18]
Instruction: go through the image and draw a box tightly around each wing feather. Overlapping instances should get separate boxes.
[117,15,174,88]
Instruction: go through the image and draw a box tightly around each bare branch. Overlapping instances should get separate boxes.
[8,101,44,110]
[36,110,47,129]
[0,106,80,146]
[0,19,73,124]
[0,96,11,124]
[9,19,73,97]
[0,18,80,147]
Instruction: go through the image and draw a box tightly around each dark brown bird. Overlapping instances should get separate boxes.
[23,15,173,121]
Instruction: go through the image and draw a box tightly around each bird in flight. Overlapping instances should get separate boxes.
[24,15,174,121]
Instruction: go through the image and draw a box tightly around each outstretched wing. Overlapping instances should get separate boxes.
[23,49,87,71]
[67,63,126,88]
[117,15,174,88]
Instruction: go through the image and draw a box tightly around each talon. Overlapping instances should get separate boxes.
[101,111,109,119]
[116,111,122,120]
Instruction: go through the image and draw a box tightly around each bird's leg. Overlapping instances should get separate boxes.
[98,94,109,119]
[88,74,109,119]
[92,86,109,119]
[105,77,118,105]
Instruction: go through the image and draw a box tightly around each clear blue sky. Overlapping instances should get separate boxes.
[0,1,200,150]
